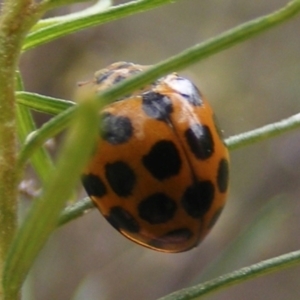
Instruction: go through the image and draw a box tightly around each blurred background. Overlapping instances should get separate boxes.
[20,0,300,299]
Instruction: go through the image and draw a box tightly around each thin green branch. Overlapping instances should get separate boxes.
[16,91,74,115]
[17,0,300,170]
[192,194,290,283]
[23,0,178,51]
[157,250,300,300]
[57,197,95,227]
[226,113,300,150]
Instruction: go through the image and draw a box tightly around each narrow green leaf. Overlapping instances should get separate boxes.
[225,113,300,150]
[35,0,112,29]
[158,250,300,300]
[3,98,99,298]
[16,105,53,181]
[17,106,76,171]
[23,0,177,51]
[16,91,74,115]
[193,195,292,283]
[15,72,53,182]
[57,197,94,227]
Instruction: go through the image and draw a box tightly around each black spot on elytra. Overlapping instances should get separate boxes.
[181,181,215,218]
[100,112,133,145]
[207,207,224,229]
[142,91,173,121]
[185,124,214,160]
[217,158,229,193]
[149,228,193,249]
[105,161,136,197]
[173,77,203,106]
[142,140,181,180]
[138,193,177,224]
[81,174,107,197]
[106,206,140,233]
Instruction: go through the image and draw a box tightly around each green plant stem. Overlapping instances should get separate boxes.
[57,197,95,226]
[0,2,46,299]
[158,250,300,300]
[225,112,300,150]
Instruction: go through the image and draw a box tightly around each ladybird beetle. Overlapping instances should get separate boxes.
[81,62,229,253]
